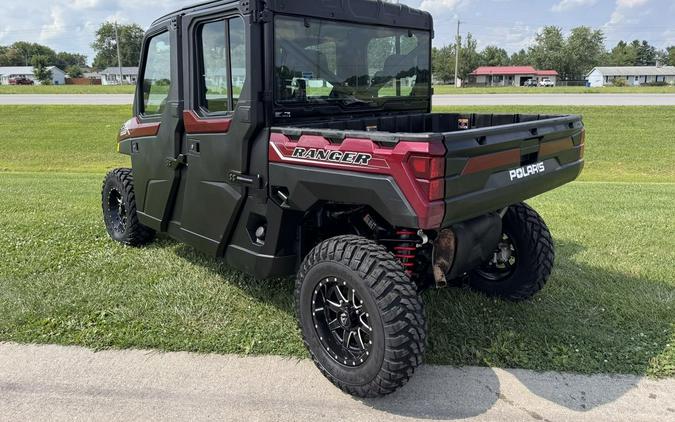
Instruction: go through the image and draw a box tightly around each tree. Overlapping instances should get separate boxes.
[480,46,509,67]
[668,46,675,66]
[655,49,669,66]
[564,26,605,80]
[91,22,145,70]
[633,40,657,66]
[55,52,87,69]
[432,45,455,83]
[0,41,56,66]
[65,65,84,78]
[607,41,638,66]
[32,55,53,84]
[458,33,480,81]
[528,26,568,77]
[509,49,530,66]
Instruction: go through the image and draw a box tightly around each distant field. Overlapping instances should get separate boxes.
[0,105,673,377]
[0,85,135,94]
[434,85,675,95]
[2,105,673,183]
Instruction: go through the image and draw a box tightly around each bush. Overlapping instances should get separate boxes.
[643,81,669,87]
[612,78,628,87]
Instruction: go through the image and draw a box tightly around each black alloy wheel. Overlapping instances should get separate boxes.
[468,202,554,301]
[311,276,373,367]
[101,168,155,246]
[296,235,426,398]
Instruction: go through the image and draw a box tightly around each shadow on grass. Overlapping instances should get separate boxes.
[174,238,673,419]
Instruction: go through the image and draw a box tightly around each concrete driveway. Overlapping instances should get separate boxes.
[1,343,673,421]
[1,93,675,106]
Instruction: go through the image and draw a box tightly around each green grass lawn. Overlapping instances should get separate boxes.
[0,105,673,377]
[433,85,675,95]
[0,85,136,94]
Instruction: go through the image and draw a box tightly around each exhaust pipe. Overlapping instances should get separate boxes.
[432,213,502,288]
[432,229,455,288]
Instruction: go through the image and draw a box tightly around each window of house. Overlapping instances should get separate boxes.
[197,16,247,113]
[141,31,171,115]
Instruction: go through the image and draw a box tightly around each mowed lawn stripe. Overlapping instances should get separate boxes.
[0,172,672,376]
[0,105,673,376]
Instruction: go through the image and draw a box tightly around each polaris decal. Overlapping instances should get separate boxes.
[291,147,373,166]
[509,162,546,181]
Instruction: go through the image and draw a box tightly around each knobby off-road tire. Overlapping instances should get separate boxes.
[102,168,155,246]
[296,235,426,397]
[469,202,554,301]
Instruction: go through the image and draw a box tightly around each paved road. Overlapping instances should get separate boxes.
[433,93,675,106]
[1,93,675,106]
[1,343,673,421]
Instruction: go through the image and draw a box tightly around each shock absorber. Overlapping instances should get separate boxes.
[390,229,421,276]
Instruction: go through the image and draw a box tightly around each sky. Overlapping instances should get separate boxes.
[0,0,673,64]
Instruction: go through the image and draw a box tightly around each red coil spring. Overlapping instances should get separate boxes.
[393,230,419,276]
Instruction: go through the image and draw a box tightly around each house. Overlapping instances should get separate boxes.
[469,66,559,87]
[100,67,139,85]
[0,66,66,85]
[586,66,675,87]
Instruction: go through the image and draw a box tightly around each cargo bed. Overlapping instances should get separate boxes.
[272,112,585,227]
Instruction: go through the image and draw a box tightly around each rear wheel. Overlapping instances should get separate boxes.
[468,203,554,300]
[102,168,155,246]
[296,235,426,397]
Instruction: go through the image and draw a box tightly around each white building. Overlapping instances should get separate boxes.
[100,67,139,85]
[587,66,675,87]
[0,66,66,85]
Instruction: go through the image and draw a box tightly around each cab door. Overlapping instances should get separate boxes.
[176,12,258,255]
[131,18,184,232]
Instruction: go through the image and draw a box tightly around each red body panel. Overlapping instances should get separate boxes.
[461,149,520,176]
[118,117,160,142]
[269,133,446,229]
[183,110,232,134]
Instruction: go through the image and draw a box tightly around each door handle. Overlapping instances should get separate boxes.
[165,154,187,169]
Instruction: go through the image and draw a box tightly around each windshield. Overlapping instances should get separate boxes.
[274,15,431,114]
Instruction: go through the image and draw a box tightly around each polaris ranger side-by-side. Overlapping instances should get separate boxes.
[102,0,585,397]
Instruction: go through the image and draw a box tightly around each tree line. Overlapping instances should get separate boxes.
[433,26,675,83]
[0,22,145,83]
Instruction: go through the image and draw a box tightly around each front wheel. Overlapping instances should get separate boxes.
[296,235,426,397]
[102,168,155,246]
[468,203,554,300]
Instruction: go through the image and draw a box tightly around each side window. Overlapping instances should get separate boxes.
[142,32,171,115]
[200,20,228,112]
[229,17,246,107]
[197,16,247,113]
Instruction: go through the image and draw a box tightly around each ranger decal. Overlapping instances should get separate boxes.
[291,147,373,166]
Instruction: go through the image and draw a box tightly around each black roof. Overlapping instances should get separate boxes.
[151,0,432,31]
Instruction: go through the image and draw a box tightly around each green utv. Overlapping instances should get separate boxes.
[102,0,585,397]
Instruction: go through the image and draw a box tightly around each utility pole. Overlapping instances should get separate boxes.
[454,19,461,88]
[114,22,124,85]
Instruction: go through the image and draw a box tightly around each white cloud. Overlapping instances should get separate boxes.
[419,0,465,13]
[552,0,598,12]
[616,0,649,7]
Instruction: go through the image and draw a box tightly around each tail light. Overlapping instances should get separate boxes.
[407,155,445,201]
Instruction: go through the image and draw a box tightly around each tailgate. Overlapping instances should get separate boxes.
[441,114,585,226]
